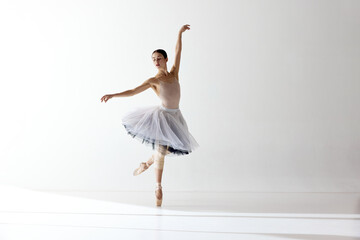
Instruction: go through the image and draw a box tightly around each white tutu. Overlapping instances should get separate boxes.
[121,105,199,157]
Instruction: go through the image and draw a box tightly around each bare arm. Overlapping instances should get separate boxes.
[172,24,190,75]
[100,78,153,103]
[112,89,134,98]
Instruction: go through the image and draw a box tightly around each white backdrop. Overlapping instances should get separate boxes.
[0,0,359,192]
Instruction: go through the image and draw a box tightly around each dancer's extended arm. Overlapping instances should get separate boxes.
[172,24,190,75]
[100,78,154,103]
[116,79,152,97]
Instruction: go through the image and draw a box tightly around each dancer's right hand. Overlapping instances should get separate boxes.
[101,94,114,103]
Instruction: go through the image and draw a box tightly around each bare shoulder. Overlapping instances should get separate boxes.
[145,77,159,86]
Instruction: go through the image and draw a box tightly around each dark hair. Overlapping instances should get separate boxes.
[152,49,167,59]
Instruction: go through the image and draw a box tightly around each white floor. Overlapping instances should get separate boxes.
[0,184,359,240]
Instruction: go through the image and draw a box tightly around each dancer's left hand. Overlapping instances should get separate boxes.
[179,24,190,33]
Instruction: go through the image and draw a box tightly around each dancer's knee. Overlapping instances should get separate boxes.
[158,145,170,156]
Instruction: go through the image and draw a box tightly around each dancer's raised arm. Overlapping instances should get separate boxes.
[171,24,190,75]
[100,78,154,103]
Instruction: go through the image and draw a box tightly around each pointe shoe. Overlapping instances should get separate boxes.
[155,185,163,207]
[133,162,150,176]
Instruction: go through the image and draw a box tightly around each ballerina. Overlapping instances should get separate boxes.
[100,24,199,207]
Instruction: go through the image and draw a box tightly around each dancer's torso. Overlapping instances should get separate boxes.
[152,71,181,109]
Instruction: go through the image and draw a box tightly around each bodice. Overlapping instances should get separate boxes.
[158,76,181,109]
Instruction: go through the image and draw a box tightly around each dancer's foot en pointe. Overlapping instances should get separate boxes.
[155,183,163,207]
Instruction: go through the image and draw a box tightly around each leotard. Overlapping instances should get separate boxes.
[158,76,181,109]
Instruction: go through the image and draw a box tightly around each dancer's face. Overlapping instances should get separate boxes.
[152,52,167,69]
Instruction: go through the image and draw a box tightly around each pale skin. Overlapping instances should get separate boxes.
[100,24,191,200]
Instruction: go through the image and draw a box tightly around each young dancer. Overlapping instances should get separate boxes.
[100,24,199,207]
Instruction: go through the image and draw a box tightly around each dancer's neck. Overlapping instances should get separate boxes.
[157,68,169,76]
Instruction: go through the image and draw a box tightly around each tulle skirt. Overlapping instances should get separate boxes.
[121,105,199,157]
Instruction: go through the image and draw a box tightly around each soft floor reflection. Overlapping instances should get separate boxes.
[0,184,359,240]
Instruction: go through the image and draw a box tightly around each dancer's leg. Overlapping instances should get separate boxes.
[155,145,169,183]
[146,153,155,166]
[144,146,168,168]
[154,145,169,206]
[154,151,165,184]
[133,154,155,176]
